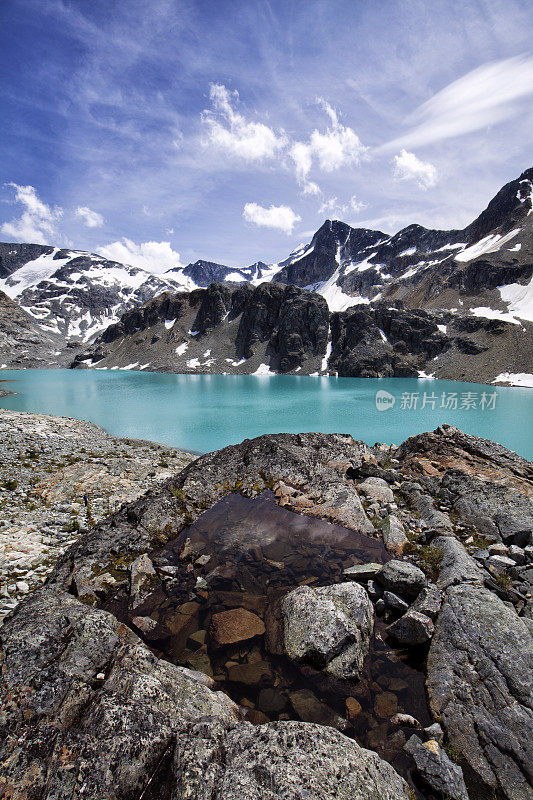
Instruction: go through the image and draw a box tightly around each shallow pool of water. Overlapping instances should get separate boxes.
[103,493,432,793]
[1,369,532,457]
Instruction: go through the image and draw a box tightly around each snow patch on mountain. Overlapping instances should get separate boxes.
[454,229,520,262]
[499,275,533,322]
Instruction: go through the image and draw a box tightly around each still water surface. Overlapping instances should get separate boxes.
[0,369,531,458]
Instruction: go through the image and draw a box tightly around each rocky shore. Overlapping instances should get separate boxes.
[0,410,194,622]
[0,421,532,799]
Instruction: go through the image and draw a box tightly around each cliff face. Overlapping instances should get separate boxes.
[72,282,533,385]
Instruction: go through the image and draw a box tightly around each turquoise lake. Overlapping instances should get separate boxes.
[0,369,532,458]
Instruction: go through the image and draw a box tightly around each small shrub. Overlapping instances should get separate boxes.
[2,479,18,491]
[494,571,512,591]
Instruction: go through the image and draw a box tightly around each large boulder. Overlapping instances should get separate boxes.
[427,583,533,800]
[282,583,374,679]
[172,719,412,800]
[376,559,426,600]
[0,588,240,800]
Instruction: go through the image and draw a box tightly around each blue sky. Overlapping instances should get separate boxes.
[1,0,533,272]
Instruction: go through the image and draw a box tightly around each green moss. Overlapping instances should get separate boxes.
[417,546,443,581]
[443,741,462,763]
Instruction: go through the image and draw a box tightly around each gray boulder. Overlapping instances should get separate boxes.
[405,734,469,800]
[427,584,533,800]
[387,609,435,645]
[432,536,486,589]
[282,583,374,679]
[376,559,426,599]
[173,719,412,800]
[411,583,443,620]
[357,476,394,504]
[381,514,409,555]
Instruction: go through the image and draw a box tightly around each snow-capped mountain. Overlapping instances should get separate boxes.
[0,245,189,343]
[166,258,274,287]
[1,167,532,381]
[271,168,533,321]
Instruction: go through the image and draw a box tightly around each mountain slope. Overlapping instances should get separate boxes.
[0,245,188,343]
[0,290,63,368]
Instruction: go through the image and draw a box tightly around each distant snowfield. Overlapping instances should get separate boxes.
[499,275,533,322]
[0,249,73,298]
[454,229,520,262]
[493,372,533,388]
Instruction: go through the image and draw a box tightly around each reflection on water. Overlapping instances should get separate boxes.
[103,493,433,793]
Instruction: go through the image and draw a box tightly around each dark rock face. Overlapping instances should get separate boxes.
[267,285,329,371]
[329,303,451,378]
[427,584,533,800]
[275,221,386,287]
[192,282,234,335]
[235,281,330,369]
[0,242,52,278]
[99,291,190,344]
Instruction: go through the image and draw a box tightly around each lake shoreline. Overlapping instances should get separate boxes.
[3,363,533,387]
[1,369,532,459]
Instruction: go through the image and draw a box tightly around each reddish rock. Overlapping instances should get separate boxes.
[210,607,265,646]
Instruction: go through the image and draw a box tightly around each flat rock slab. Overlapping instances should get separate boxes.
[172,719,412,800]
[209,607,265,646]
[282,582,374,679]
[427,583,533,800]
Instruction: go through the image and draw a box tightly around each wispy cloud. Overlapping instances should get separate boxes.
[76,205,104,228]
[243,202,300,234]
[318,195,366,217]
[1,183,62,244]
[393,149,438,189]
[97,238,183,273]
[201,83,287,162]
[385,54,533,150]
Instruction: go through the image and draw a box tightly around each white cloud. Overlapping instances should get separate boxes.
[98,238,183,273]
[393,149,438,189]
[76,205,104,228]
[301,180,321,197]
[318,195,366,217]
[1,183,62,244]
[202,83,287,161]
[290,98,368,186]
[243,203,301,234]
[388,55,533,149]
